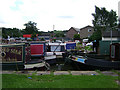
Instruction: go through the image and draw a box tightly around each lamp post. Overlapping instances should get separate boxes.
[53,25,55,39]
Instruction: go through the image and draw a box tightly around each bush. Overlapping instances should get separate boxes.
[40,38,45,41]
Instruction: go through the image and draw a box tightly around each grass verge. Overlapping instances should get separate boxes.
[2,73,119,88]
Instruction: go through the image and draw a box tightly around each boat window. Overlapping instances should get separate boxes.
[111,45,115,58]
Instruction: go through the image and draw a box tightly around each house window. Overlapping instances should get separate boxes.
[88,29,91,32]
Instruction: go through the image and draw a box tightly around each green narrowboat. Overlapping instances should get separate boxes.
[0,43,25,70]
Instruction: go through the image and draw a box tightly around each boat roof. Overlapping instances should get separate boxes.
[0,43,25,46]
[46,43,66,46]
[65,42,76,44]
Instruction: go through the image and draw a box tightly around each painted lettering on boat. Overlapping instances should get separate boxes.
[2,48,22,55]
[1,46,23,63]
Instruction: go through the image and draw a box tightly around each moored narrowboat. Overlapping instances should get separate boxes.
[66,54,120,70]
[45,42,66,64]
[0,43,25,70]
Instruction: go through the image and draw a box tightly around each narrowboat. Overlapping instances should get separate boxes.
[25,41,50,70]
[0,41,49,70]
[0,43,25,70]
[45,42,66,64]
[64,42,120,70]
[67,55,120,70]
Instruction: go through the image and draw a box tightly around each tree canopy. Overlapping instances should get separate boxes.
[54,30,65,37]
[23,21,39,34]
[2,27,23,38]
[89,30,102,41]
[73,34,80,40]
[89,6,118,41]
[92,6,118,31]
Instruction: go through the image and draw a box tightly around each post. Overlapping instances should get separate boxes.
[111,29,112,44]
[53,25,55,39]
[53,25,55,31]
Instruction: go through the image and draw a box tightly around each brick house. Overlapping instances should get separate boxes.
[66,27,80,39]
[80,25,94,39]
[66,25,94,39]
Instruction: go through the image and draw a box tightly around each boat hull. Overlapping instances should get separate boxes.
[67,56,120,70]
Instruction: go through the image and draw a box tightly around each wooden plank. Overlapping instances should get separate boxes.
[25,63,45,69]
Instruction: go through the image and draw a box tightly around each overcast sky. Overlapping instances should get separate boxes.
[0,0,120,32]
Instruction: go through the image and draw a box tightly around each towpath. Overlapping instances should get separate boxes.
[1,70,119,76]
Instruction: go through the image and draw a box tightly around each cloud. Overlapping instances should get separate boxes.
[58,16,74,19]
[10,0,23,11]
[0,0,119,31]
[0,20,5,24]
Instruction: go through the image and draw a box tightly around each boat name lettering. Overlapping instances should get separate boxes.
[2,48,22,55]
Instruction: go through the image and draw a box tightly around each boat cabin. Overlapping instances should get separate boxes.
[46,42,66,56]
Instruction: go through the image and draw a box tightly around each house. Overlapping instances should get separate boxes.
[66,25,94,40]
[66,27,80,39]
[99,30,120,55]
[79,25,94,39]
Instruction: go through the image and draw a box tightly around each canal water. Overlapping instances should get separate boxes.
[44,58,89,71]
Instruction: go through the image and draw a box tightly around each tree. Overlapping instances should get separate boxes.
[89,30,102,41]
[12,28,23,37]
[92,6,117,31]
[23,21,39,34]
[54,30,65,37]
[31,32,37,38]
[40,38,45,41]
[73,34,80,40]
[90,6,118,41]
[2,27,23,38]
